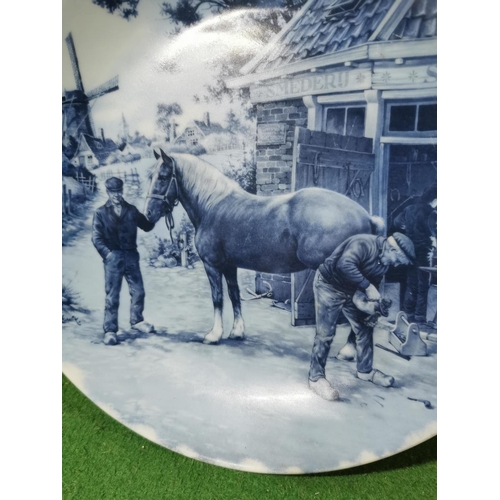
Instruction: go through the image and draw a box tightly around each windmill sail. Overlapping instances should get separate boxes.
[65,32,85,93]
[63,32,119,146]
[87,76,119,101]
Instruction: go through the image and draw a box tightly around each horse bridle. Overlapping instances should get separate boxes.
[146,157,180,241]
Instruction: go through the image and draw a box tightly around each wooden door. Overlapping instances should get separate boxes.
[291,127,375,325]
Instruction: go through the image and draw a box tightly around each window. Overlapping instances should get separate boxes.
[187,129,195,136]
[327,0,365,20]
[325,106,366,137]
[417,104,437,131]
[387,102,437,134]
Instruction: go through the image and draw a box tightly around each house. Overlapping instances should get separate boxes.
[129,134,153,158]
[175,112,239,151]
[118,142,139,156]
[70,130,118,169]
[226,0,437,324]
[110,142,141,163]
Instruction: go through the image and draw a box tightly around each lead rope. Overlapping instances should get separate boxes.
[165,211,175,244]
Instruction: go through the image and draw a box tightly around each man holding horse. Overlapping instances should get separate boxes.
[92,177,156,345]
[308,232,415,401]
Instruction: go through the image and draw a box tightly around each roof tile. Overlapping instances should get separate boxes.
[411,0,427,18]
[404,16,423,38]
[253,0,436,74]
[420,17,437,37]
[426,0,437,18]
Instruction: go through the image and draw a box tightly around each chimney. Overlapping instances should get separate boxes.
[101,128,105,142]
[204,112,210,128]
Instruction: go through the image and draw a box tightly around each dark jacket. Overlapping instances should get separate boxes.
[394,202,436,249]
[319,235,388,295]
[92,200,154,259]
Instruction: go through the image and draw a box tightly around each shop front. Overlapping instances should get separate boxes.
[228,0,437,324]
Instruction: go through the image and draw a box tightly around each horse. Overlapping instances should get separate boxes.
[145,149,384,344]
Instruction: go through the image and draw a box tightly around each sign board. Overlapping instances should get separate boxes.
[372,64,437,89]
[257,123,287,145]
[250,69,372,103]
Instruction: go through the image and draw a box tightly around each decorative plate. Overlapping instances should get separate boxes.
[62,0,437,473]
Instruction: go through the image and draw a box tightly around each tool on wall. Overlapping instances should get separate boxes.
[313,151,322,185]
[407,397,433,409]
[242,281,273,301]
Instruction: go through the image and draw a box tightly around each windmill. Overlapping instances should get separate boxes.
[62,32,119,145]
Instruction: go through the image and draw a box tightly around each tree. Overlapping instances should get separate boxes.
[92,0,139,20]
[156,103,183,142]
[225,109,251,136]
[160,1,306,28]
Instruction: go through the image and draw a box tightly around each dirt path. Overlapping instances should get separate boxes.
[63,159,437,474]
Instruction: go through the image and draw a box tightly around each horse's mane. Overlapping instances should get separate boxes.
[172,154,245,211]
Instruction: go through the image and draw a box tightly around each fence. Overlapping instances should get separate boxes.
[76,173,96,199]
[62,184,72,215]
[99,168,141,187]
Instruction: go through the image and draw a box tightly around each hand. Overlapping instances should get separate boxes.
[105,251,113,261]
[364,284,381,302]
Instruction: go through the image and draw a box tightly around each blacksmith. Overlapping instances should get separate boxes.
[308,232,415,401]
[92,177,155,345]
[394,184,437,324]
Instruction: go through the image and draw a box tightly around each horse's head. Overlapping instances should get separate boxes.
[144,149,179,223]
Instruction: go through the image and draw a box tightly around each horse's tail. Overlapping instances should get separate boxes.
[370,215,386,236]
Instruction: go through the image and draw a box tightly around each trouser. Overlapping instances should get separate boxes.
[403,248,432,322]
[309,271,373,382]
[103,250,145,333]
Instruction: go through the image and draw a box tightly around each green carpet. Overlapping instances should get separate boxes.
[63,375,436,499]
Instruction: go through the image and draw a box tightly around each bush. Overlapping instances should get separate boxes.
[200,133,241,153]
[147,235,180,268]
[62,283,79,309]
[175,215,200,267]
[223,151,257,194]
[146,215,200,269]
[165,143,207,156]
[62,281,88,315]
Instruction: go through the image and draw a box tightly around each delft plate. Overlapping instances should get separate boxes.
[62,0,437,473]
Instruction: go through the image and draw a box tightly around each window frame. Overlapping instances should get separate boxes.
[385,100,437,137]
[323,105,366,137]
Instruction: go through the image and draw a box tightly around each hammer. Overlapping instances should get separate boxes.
[408,397,433,409]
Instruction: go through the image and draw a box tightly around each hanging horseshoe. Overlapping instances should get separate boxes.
[313,151,322,185]
[390,188,401,202]
[352,177,364,198]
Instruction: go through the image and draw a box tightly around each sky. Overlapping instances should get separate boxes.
[62,0,272,141]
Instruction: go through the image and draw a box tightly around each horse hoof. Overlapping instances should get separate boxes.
[228,333,245,340]
[203,332,222,344]
[203,338,219,345]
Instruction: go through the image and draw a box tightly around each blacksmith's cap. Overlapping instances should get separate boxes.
[391,232,416,262]
[105,177,124,192]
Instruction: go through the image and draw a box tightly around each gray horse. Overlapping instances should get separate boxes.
[145,149,384,344]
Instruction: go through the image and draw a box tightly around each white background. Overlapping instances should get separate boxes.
[1,0,498,497]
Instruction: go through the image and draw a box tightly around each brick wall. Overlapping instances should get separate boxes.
[254,98,308,300]
[255,99,308,196]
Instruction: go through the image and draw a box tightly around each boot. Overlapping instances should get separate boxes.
[357,369,394,388]
[308,378,340,401]
[103,332,117,346]
[337,342,356,362]
[131,320,155,334]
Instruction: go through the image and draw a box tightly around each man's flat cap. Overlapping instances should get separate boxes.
[392,232,416,262]
[105,177,124,192]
